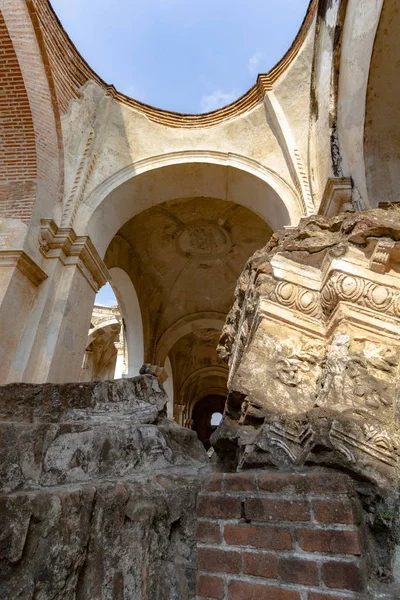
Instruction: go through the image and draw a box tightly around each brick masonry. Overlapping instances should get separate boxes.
[0,12,37,222]
[196,471,366,600]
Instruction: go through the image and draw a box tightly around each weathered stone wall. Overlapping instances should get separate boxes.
[0,375,210,599]
[1,477,203,599]
[1,368,399,599]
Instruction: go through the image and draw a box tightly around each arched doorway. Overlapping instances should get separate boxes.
[108,267,144,376]
[80,310,120,381]
[192,395,226,449]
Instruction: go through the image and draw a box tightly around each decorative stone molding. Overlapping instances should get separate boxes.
[213,207,400,489]
[318,177,353,216]
[40,219,108,291]
[272,280,323,319]
[369,238,397,273]
[0,250,47,286]
[176,221,232,259]
[61,128,97,228]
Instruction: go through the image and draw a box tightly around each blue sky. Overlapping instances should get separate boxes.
[51,0,309,304]
[52,0,309,114]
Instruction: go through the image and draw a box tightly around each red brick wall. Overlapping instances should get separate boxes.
[196,471,365,600]
[0,11,37,222]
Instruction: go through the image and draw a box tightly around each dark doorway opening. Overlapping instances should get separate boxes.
[192,394,225,449]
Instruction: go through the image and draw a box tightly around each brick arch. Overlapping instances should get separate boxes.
[0,11,37,223]
[0,0,63,230]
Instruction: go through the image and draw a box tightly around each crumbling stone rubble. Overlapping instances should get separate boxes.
[0,375,209,599]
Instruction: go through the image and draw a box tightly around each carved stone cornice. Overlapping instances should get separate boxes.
[260,246,400,329]
[318,177,353,217]
[0,250,47,287]
[40,219,108,292]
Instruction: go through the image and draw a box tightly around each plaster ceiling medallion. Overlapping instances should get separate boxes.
[176,221,231,259]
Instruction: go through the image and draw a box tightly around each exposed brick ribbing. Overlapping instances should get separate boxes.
[196,471,366,600]
[0,12,36,220]
[31,0,95,114]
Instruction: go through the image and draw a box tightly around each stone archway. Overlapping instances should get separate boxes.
[80,317,120,381]
[77,155,300,257]
[82,159,290,417]
[9,158,292,385]
[108,267,144,376]
[103,194,270,421]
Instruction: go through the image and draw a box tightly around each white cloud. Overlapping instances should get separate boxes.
[248,52,264,76]
[200,89,238,113]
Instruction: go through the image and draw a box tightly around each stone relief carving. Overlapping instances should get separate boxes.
[321,272,400,319]
[273,281,323,319]
[176,222,231,259]
[369,239,395,273]
[276,340,324,388]
[316,333,349,405]
[213,207,400,489]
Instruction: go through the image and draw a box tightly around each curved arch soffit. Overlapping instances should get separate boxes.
[79,151,303,256]
[108,267,144,375]
[337,0,384,208]
[155,311,226,366]
[362,0,398,207]
[86,319,120,347]
[191,386,227,407]
[189,386,228,419]
[1,0,63,221]
[180,366,228,407]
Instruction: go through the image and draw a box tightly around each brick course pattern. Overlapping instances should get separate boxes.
[196,471,366,600]
[0,12,37,221]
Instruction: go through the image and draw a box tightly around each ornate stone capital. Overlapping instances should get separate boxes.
[40,219,109,292]
[214,207,400,489]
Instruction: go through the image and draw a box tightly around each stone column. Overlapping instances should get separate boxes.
[114,329,126,379]
[0,251,47,383]
[174,403,185,426]
[5,219,108,383]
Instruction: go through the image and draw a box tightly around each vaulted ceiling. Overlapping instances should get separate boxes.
[104,196,272,413]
